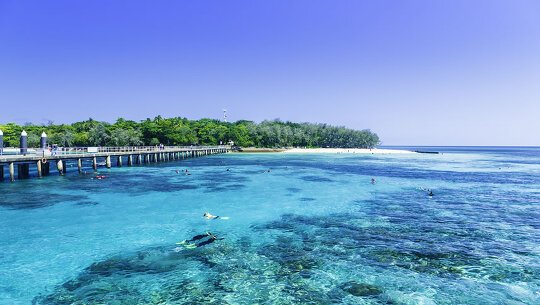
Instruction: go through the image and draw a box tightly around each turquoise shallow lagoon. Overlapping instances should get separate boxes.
[1,147,539,304]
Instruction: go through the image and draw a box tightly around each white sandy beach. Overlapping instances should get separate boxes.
[282,148,415,154]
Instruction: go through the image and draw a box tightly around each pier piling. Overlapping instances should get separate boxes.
[57,160,64,175]
[117,156,123,167]
[106,156,111,169]
[37,160,42,177]
[9,162,14,182]
[93,157,98,171]
[0,164,3,181]
[128,155,133,166]
[77,159,82,173]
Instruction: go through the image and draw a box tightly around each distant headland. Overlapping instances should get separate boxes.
[0,116,380,149]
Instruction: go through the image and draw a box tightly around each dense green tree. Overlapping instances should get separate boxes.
[109,129,143,146]
[0,123,23,147]
[148,137,160,146]
[88,123,110,146]
[27,133,40,147]
[50,130,74,147]
[228,123,253,147]
[73,132,90,146]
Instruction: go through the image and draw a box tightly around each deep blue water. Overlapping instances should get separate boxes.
[0,147,539,304]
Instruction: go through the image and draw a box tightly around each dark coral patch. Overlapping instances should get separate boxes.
[300,175,334,182]
[340,281,383,297]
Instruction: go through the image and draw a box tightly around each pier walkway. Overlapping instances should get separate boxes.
[0,146,229,182]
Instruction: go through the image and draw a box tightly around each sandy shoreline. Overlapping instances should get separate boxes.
[234,147,416,154]
[281,148,415,154]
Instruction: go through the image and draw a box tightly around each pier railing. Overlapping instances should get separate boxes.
[94,146,226,153]
[1,145,230,157]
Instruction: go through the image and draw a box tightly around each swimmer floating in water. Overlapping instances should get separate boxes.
[418,187,434,197]
[203,212,230,220]
[176,232,223,249]
[204,212,220,219]
[371,178,376,184]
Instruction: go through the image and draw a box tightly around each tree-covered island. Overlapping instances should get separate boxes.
[0,117,380,148]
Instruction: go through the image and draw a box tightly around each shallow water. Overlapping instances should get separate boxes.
[1,147,539,304]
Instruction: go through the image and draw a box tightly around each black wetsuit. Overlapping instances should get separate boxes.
[184,234,223,248]
[185,234,210,243]
[196,237,217,247]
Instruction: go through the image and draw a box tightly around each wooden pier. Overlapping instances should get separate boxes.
[0,146,229,182]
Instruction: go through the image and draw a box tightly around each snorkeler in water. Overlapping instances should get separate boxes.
[180,232,212,243]
[428,189,434,197]
[195,234,220,247]
[203,212,220,219]
[176,232,222,249]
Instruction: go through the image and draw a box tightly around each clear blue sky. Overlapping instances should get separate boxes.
[1,0,539,145]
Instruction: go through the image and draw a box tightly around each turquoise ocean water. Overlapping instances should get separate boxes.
[0,147,539,304]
